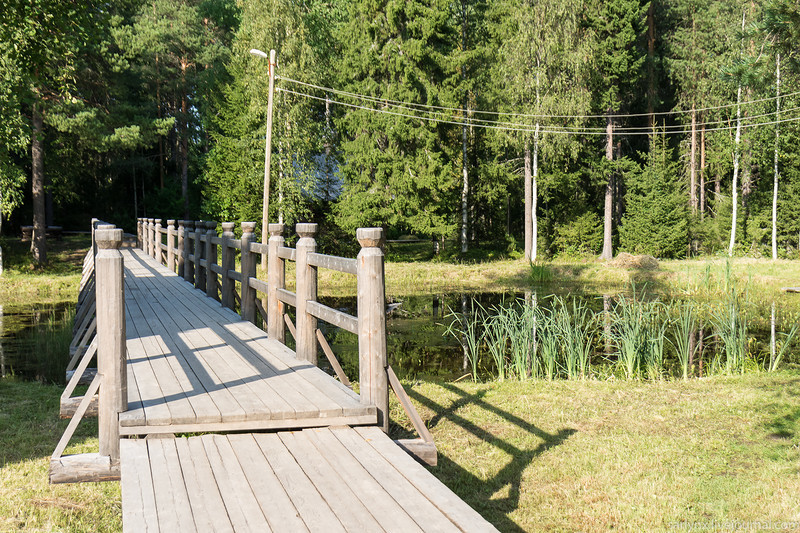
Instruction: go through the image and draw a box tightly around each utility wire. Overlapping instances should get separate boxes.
[277,74,800,121]
[277,86,800,137]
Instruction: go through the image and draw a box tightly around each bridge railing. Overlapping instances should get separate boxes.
[137,217,390,432]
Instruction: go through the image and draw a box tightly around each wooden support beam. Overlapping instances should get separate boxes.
[240,222,257,324]
[60,395,99,418]
[50,453,120,484]
[316,329,351,388]
[295,223,318,364]
[95,228,127,461]
[166,220,176,273]
[205,221,219,301]
[220,222,236,310]
[357,227,389,433]
[394,439,438,467]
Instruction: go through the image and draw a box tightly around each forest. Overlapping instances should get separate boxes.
[1,0,799,264]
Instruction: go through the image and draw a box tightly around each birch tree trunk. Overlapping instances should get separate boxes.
[524,140,533,260]
[690,105,697,214]
[532,123,539,262]
[700,122,706,218]
[729,83,742,257]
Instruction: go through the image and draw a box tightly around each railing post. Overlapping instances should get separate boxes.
[194,220,204,290]
[357,227,388,433]
[205,221,218,300]
[149,218,156,258]
[144,219,152,256]
[267,223,285,342]
[177,220,186,278]
[95,227,127,461]
[295,223,318,365]
[137,218,142,250]
[220,222,236,310]
[240,222,257,323]
[154,219,163,263]
[183,221,194,283]
[167,220,176,272]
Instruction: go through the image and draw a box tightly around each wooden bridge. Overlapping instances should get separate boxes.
[51,218,497,531]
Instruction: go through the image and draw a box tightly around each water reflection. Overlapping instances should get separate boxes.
[0,302,72,382]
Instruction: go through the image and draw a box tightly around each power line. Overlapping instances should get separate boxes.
[277,86,800,137]
[277,74,800,121]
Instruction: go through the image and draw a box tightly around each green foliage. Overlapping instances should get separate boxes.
[553,212,603,256]
[620,135,688,258]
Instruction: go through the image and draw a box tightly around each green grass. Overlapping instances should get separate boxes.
[0,236,89,305]
[0,379,122,532]
[392,371,800,532]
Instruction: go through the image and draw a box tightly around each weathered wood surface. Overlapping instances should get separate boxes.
[120,247,375,434]
[120,427,498,533]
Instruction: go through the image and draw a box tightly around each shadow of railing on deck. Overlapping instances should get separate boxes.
[405,384,576,532]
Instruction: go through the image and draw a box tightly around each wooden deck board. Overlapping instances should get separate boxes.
[119,248,376,433]
[121,430,498,533]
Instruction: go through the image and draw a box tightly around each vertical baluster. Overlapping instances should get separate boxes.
[240,222,257,323]
[220,222,236,310]
[295,223,318,364]
[205,221,218,300]
[357,227,388,433]
[267,223,285,342]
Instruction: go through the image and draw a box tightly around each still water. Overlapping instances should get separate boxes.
[0,302,72,383]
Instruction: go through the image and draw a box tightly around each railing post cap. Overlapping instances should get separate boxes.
[96,224,116,231]
[167,219,176,226]
[155,218,162,224]
[241,221,257,234]
[357,228,384,248]
[184,220,194,227]
[221,222,235,232]
[268,223,284,236]
[149,218,155,223]
[95,228,123,249]
[205,221,217,230]
[296,223,318,237]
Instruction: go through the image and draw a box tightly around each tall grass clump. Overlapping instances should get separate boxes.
[607,287,667,380]
[445,300,484,381]
[669,301,700,380]
[552,296,595,379]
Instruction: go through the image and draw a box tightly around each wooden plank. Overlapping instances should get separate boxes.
[249,241,268,256]
[253,433,346,533]
[49,453,119,484]
[120,440,159,533]
[307,301,358,334]
[225,434,309,532]
[307,252,357,275]
[150,438,197,531]
[248,276,268,295]
[277,288,296,307]
[330,428,460,533]
[146,439,184,533]
[303,428,423,532]
[279,430,383,532]
[200,435,268,531]
[316,329,351,388]
[387,366,434,444]
[354,426,498,533]
[179,437,234,533]
[277,246,296,261]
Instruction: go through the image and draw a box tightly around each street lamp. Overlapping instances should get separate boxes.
[250,48,276,268]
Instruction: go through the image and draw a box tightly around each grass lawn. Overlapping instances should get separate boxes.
[392,372,800,531]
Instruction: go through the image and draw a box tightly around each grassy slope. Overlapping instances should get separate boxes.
[394,373,800,531]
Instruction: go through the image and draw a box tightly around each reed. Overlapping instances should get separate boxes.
[444,300,484,381]
[669,301,700,380]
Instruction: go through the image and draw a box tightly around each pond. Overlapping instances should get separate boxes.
[0,302,73,383]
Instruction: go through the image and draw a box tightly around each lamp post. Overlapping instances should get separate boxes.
[250,48,277,271]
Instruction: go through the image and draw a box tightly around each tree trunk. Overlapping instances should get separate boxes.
[524,140,533,261]
[180,93,189,219]
[532,124,539,262]
[646,1,656,128]
[690,106,697,214]
[31,102,47,265]
[601,115,614,260]
[461,114,468,253]
[729,83,742,256]
[772,52,781,260]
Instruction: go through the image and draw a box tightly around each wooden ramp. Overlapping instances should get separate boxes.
[121,426,495,532]
[121,247,376,434]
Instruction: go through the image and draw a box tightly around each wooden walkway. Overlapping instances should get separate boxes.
[53,219,497,531]
[122,248,376,434]
[121,427,490,532]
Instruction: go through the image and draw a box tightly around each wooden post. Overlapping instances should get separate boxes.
[154,219,163,263]
[357,227,388,433]
[240,222,257,323]
[183,221,194,283]
[220,222,236,310]
[194,220,204,290]
[149,219,157,259]
[177,220,186,278]
[136,218,142,250]
[267,223,285,342]
[95,228,127,461]
[145,219,153,257]
[295,223,318,365]
[205,221,218,300]
[260,49,277,280]
[166,220,176,272]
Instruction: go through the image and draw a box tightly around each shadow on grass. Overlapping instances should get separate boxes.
[403,383,576,532]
